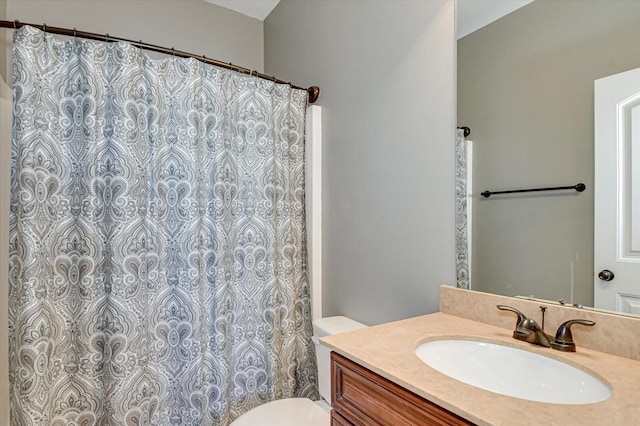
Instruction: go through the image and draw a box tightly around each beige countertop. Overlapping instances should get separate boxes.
[320,312,640,426]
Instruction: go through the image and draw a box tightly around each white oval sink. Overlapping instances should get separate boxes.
[415,339,611,404]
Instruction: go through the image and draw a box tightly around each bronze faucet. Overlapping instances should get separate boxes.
[496,305,595,352]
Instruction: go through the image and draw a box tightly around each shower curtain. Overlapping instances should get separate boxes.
[455,128,470,290]
[9,26,317,425]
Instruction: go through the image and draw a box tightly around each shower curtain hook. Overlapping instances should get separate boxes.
[171,47,175,57]
[42,23,46,33]
[13,20,18,30]
[105,33,109,43]
[73,27,77,39]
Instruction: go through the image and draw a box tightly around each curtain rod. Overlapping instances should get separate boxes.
[0,19,320,104]
[457,126,470,138]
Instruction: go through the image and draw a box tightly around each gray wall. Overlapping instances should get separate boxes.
[265,0,456,325]
[3,0,264,82]
[458,1,640,306]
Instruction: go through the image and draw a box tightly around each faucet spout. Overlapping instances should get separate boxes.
[497,305,552,348]
[517,318,552,348]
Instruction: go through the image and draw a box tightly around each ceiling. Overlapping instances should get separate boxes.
[203,0,533,36]
[203,0,281,21]
[456,0,533,39]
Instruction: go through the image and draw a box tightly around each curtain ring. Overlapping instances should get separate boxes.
[73,27,77,39]
[13,20,18,30]
[171,47,175,57]
[105,33,109,43]
[42,23,47,33]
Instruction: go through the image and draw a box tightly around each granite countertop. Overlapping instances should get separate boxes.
[320,312,640,425]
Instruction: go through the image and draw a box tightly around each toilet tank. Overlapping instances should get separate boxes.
[312,316,367,403]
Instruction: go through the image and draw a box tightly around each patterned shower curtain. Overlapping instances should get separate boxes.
[455,128,470,290]
[9,26,318,425]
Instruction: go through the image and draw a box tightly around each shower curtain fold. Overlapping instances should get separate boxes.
[9,25,318,426]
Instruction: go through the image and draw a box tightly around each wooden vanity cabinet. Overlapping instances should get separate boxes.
[331,352,474,426]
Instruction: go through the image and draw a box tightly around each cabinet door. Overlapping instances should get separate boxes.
[331,352,473,426]
[331,410,353,426]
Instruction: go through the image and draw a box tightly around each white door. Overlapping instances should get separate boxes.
[594,67,640,314]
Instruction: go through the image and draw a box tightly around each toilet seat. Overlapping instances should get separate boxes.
[230,398,329,426]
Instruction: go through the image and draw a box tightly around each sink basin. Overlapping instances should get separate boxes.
[415,339,611,404]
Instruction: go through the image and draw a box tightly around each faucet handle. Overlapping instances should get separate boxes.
[553,319,595,352]
[496,305,527,328]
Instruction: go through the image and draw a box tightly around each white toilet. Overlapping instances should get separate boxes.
[230,316,367,426]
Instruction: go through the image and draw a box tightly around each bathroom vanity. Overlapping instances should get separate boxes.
[330,351,470,425]
[321,292,640,425]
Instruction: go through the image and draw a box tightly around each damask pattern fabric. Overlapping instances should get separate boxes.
[10,25,318,425]
[455,129,470,289]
